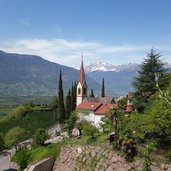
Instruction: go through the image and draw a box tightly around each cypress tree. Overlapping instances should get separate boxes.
[58,70,65,122]
[132,48,166,112]
[73,81,77,106]
[90,89,95,97]
[71,82,77,111]
[71,83,75,111]
[101,78,105,97]
[65,89,71,119]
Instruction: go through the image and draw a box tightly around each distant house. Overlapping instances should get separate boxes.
[125,102,134,113]
[76,57,115,126]
[77,100,114,125]
[125,95,134,113]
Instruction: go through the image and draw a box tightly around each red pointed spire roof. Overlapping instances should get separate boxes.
[80,55,85,84]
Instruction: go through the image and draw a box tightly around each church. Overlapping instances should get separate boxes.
[76,58,115,126]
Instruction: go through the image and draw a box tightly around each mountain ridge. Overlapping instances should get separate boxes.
[0,50,101,97]
[85,62,171,96]
[2,50,169,98]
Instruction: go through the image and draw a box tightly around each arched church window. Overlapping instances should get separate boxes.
[83,87,86,95]
[78,88,81,95]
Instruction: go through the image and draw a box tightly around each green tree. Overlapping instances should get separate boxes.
[117,97,127,109]
[123,95,171,145]
[4,127,25,148]
[66,111,78,134]
[73,81,77,106]
[0,134,4,151]
[144,98,171,143]
[71,82,77,112]
[65,89,71,119]
[33,128,49,146]
[82,121,99,139]
[100,117,112,134]
[101,78,105,97]
[113,75,171,157]
[155,74,171,107]
[58,70,65,122]
[90,89,95,97]
[132,48,166,112]
[9,104,33,118]
[70,83,74,112]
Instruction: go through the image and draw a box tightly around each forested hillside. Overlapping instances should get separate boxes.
[0,50,100,97]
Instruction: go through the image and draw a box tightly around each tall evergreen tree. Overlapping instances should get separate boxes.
[58,70,65,122]
[132,48,166,112]
[73,81,77,106]
[71,82,77,111]
[101,78,105,97]
[65,89,71,119]
[71,83,75,111]
[90,89,95,97]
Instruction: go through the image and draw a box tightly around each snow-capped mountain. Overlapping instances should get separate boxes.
[85,62,138,72]
[81,62,138,96]
[85,62,116,72]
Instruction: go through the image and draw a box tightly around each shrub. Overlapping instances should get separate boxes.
[66,111,78,134]
[81,121,99,139]
[9,104,33,118]
[13,143,62,168]
[143,142,154,171]
[13,149,30,170]
[166,149,171,161]
[4,127,25,148]
[120,136,137,161]
[33,128,49,146]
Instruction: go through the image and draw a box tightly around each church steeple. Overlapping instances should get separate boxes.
[76,54,88,106]
[80,55,85,84]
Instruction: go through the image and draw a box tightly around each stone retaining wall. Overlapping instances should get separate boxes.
[53,145,171,171]
[25,157,55,171]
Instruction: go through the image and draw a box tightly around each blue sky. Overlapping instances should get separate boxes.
[0,0,171,67]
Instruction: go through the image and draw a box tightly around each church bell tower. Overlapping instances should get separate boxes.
[76,56,87,106]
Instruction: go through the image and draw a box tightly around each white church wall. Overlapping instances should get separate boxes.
[78,111,94,123]
[76,97,83,107]
[94,115,105,125]
[78,112,105,126]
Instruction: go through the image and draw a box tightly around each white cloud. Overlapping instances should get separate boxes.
[0,38,171,67]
